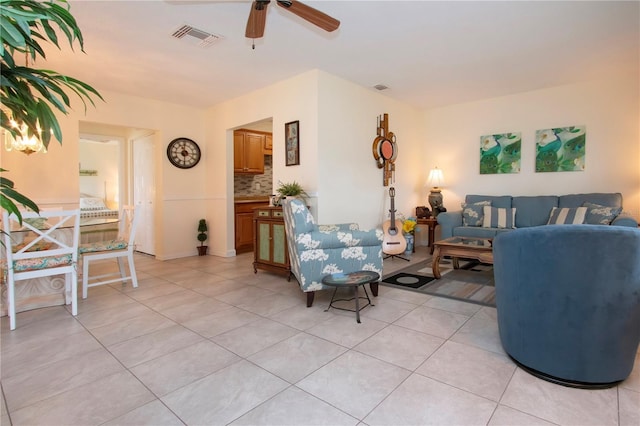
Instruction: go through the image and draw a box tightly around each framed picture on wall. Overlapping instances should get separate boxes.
[535,125,586,172]
[285,120,300,166]
[479,132,522,174]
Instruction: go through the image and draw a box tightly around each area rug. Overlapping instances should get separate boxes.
[382,258,496,307]
[383,273,436,288]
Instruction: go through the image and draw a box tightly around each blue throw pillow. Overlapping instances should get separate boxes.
[547,207,587,224]
[461,201,491,227]
[583,202,622,225]
[482,206,516,229]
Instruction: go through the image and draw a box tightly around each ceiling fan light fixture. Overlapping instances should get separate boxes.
[246,0,340,41]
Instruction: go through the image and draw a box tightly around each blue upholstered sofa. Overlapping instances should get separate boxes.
[437,192,637,240]
[282,198,384,307]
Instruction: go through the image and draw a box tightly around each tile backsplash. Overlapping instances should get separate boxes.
[234,155,273,197]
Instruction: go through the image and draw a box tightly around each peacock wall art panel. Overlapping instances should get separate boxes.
[479,132,522,174]
[535,125,586,172]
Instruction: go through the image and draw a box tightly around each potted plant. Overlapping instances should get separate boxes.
[275,180,308,205]
[1,0,102,236]
[197,219,208,256]
[1,0,103,150]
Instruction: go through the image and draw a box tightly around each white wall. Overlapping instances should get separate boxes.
[205,70,426,258]
[316,71,423,230]
[205,71,319,257]
[423,73,640,220]
[4,71,636,262]
[0,89,208,260]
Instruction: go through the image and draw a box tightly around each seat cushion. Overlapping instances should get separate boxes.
[9,255,73,273]
[79,239,128,254]
[512,196,559,227]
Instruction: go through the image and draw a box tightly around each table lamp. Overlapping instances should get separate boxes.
[426,167,445,216]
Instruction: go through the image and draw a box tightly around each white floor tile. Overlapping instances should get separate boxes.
[107,324,203,368]
[2,348,124,412]
[501,368,619,425]
[10,371,155,425]
[416,340,516,401]
[393,305,470,339]
[488,405,556,425]
[1,252,627,426]
[130,340,240,396]
[297,351,411,419]
[103,399,184,425]
[354,324,444,370]
[364,373,496,425]
[306,314,388,348]
[248,332,347,383]
[231,386,358,425]
[161,360,289,425]
[211,318,299,357]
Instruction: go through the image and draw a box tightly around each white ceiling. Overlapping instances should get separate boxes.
[44,1,639,111]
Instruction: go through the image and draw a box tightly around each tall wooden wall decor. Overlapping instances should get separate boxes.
[371,113,398,186]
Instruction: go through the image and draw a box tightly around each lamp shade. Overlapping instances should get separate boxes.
[427,167,445,188]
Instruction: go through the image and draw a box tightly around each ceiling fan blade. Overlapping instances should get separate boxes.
[246,1,268,38]
[276,0,340,32]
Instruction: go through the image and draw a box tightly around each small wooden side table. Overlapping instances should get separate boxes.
[417,217,438,254]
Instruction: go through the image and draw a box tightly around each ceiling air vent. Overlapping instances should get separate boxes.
[171,24,223,48]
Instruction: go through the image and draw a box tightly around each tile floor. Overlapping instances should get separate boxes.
[1,247,638,425]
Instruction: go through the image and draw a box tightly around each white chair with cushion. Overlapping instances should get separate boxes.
[1,209,81,330]
[79,205,139,298]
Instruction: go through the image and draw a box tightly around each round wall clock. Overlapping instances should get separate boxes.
[167,137,201,169]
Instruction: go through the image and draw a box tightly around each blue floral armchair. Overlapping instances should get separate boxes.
[282,198,384,307]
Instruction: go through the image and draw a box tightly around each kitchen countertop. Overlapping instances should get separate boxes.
[234,196,270,204]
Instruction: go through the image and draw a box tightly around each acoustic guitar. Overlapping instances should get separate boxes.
[382,187,407,255]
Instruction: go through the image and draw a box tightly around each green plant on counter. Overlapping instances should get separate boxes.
[276,180,308,203]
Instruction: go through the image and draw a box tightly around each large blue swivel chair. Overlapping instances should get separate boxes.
[493,224,640,388]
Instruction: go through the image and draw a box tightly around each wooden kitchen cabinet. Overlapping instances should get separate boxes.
[234,129,270,174]
[253,207,290,278]
[235,201,268,253]
[264,134,273,155]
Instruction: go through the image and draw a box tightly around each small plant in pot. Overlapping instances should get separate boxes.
[197,219,208,256]
[275,180,308,205]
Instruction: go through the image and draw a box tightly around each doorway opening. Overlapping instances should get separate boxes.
[232,117,273,255]
[79,121,157,256]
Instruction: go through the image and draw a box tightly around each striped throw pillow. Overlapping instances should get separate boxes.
[547,207,587,225]
[482,206,516,229]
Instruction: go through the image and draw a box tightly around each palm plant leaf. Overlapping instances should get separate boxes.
[0,169,39,224]
[0,0,103,149]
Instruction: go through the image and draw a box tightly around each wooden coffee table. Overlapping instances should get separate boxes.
[432,237,494,279]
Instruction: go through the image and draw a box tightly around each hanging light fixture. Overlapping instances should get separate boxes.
[3,53,47,155]
[3,118,47,155]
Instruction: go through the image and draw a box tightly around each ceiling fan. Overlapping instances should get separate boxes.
[246,0,340,39]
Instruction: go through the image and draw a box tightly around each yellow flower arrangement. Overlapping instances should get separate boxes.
[403,217,417,235]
